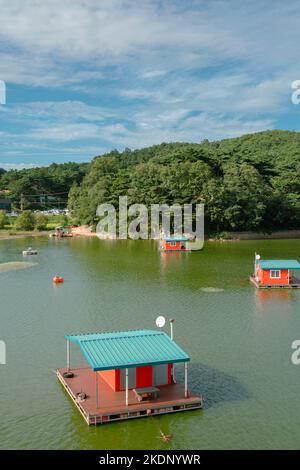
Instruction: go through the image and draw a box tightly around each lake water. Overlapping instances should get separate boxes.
[0,237,300,450]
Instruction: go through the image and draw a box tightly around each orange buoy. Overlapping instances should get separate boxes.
[53,276,64,283]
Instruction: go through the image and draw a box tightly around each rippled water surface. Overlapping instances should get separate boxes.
[1,237,300,449]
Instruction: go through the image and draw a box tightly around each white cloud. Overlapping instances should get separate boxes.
[8,101,114,122]
[0,162,39,170]
[28,123,102,141]
[1,0,298,87]
[141,70,168,79]
[0,0,299,164]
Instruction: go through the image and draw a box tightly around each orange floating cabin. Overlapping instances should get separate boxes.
[250,254,300,288]
[160,236,190,252]
[57,329,202,425]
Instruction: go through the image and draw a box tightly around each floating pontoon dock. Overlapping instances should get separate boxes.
[57,329,202,425]
[250,255,300,289]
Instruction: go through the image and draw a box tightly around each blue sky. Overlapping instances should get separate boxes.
[0,0,299,169]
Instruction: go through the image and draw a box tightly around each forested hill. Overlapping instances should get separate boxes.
[0,162,88,210]
[1,130,299,232]
[68,130,300,232]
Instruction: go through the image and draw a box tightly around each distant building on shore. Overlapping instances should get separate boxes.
[0,198,11,211]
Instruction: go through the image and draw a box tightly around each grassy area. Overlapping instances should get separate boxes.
[0,214,71,235]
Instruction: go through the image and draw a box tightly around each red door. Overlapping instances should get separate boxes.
[136,366,153,387]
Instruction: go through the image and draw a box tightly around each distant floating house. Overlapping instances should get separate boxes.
[161,236,190,251]
[0,198,11,211]
[57,328,202,425]
[250,254,300,288]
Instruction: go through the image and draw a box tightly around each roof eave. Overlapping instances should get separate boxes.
[91,357,190,371]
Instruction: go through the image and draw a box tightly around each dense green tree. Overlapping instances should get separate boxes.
[0,162,88,210]
[34,213,48,231]
[222,163,267,230]
[0,210,8,229]
[15,210,35,231]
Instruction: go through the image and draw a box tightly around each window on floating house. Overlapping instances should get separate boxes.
[270,270,281,279]
[169,242,177,246]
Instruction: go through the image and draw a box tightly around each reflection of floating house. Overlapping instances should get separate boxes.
[161,236,190,252]
[57,329,202,425]
[250,254,300,288]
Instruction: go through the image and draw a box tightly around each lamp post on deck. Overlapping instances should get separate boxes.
[125,368,129,406]
[66,339,70,371]
[169,319,174,341]
[96,372,99,408]
[184,362,188,398]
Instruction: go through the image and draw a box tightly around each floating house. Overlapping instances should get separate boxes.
[160,236,191,252]
[57,329,202,425]
[250,254,300,288]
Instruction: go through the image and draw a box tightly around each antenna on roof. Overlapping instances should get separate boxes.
[156,316,175,340]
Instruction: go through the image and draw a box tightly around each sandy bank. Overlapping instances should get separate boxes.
[71,226,97,237]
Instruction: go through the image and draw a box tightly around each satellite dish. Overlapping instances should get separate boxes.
[156,316,166,328]
[255,254,261,260]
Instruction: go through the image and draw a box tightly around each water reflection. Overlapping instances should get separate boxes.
[176,363,250,410]
[160,251,185,276]
[255,288,292,312]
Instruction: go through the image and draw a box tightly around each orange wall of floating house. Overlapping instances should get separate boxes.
[163,241,183,250]
[99,364,173,391]
[257,266,289,285]
[98,369,118,391]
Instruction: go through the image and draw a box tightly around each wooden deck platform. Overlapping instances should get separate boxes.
[57,367,203,425]
[250,275,300,289]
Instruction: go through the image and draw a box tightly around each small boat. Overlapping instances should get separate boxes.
[50,226,73,238]
[22,247,38,256]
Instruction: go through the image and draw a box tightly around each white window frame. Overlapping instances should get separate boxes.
[169,241,177,246]
[270,270,281,279]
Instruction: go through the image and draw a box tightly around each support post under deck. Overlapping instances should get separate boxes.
[125,368,129,406]
[96,372,99,408]
[184,362,188,398]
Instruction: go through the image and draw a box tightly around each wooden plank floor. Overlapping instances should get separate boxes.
[250,275,300,289]
[57,366,202,425]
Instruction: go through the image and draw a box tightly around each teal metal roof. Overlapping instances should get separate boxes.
[65,329,190,371]
[258,259,300,270]
[163,236,189,242]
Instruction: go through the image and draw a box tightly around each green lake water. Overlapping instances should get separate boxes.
[1,237,300,450]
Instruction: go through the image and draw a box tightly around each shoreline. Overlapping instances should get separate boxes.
[0,231,49,241]
[1,227,299,242]
[208,230,300,241]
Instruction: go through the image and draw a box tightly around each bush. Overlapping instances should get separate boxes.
[15,210,35,231]
[35,213,48,231]
[0,210,8,229]
[57,214,69,226]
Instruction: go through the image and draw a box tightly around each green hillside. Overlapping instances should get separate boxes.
[68,130,300,232]
[1,130,299,233]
